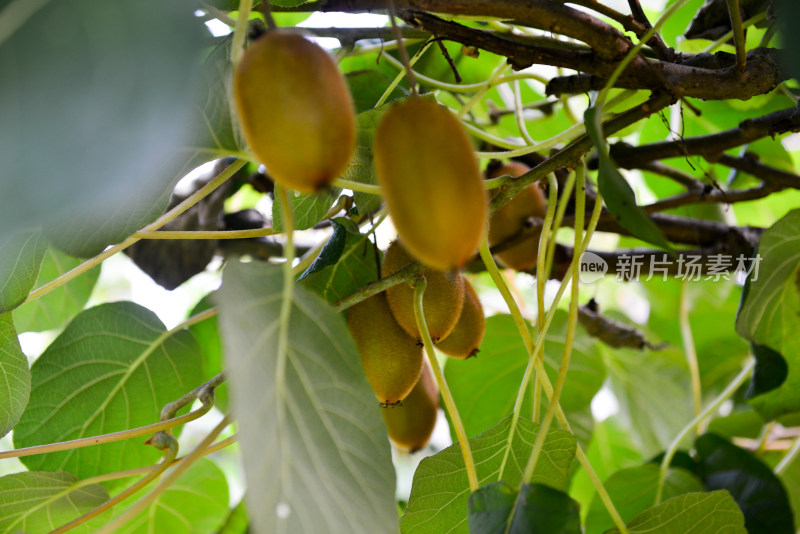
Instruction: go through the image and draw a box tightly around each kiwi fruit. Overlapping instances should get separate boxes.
[487,162,547,272]
[382,362,439,452]
[347,292,423,406]
[374,98,487,272]
[436,278,485,359]
[382,240,465,342]
[233,31,356,193]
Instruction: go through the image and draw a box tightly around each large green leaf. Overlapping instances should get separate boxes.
[400,415,576,534]
[14,302,204,479]
[605,491,747,533]
[188,295,228,412]
[0,229,46,314]
[113,458,229,534]
[0,471,110,534]
[12,247,100,333]
[0,0,206,254]
[300,218,381,304]
[585,464,705,534]
[736,209,800,418]
[696,433,795,533]
[468,481,581,534]
[0,313,30,438]
[445,313,605,440]
[272,186,342,232]
[216,261,397,534]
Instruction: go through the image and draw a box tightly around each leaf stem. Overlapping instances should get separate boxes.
[334,178,382,194]
[0,370,224,461]
[134,228,277,240]
[775,435,800,475]
[679,281,703,428]
[22,159,246,305]
[375,41,432,107]
[94,415,232,534]
[231,0,252,65]
[724,0,747,72]
[51,435,180,533]
[655,357,755,505]
[413,278,478,492]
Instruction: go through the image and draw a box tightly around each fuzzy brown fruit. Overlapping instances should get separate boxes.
[436,278,485,359]
[487,162,547,272]
[382,240,465,342]
[374,98,487,271]
[347,292,423,406]
[382,362,439,452]
[233,31,356,193]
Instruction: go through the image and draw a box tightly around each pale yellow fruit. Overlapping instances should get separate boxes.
[233,31,356,193]
[347,292,423,406]
[436,278,485,359]
[382,362,439,452]
[487,162,547,272]
[374,98,487,271]
[382,241,465,343]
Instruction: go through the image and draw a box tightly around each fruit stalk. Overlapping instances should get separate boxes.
[412,277,478,492]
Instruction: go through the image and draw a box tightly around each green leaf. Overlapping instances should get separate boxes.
[14,302,204,480]
[0,314,30,438]
[0,471,110,534]
[0,229,47,314]
[468,481,581,534]
[605,491,747,533]
[297,218,351,281]
[272,186,342,232]
[0,0,206,254]
[696,433,795,533]
[400,415,576,533]
[300,219,381,304]
[585,107,672,252]
[112,458,229,534]
[217,499,249,534]
[345,106,387,215]
[271,0,310,7]
[12,247,100,333]
[347,70,407,113]
[585,464,704,534]
[736,208,800,418]
[216,261,397,533]
[445,313,605,440]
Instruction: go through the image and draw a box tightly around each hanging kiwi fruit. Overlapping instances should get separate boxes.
[436,277,486,359]
[381,362,439,452]
[374,98,487,272]
[233,30,356,193]
[487,161,548,272]
[347,292,423,406]
[382,240,465,343]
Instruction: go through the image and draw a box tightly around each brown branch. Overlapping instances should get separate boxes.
[626,0,675,61]
[642,182,776,212]
[610,105,800,167]
[716,153,800,189]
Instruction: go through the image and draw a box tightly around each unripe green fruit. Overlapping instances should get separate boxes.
[382,241,465,342]
[233,31,356,193]
[347,292,423,406]
[436,278,485,359]
[487,162,547,272]
[382,363,439,452]
[374,98,487,271]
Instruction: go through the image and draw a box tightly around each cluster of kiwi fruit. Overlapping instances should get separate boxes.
[232,29,541,451]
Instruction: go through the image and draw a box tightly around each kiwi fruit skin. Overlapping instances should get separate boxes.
[436,278,485,359]
[382,362,439,452]
[374,98,487,272]
[487,162,547,272]
[347,292,423,406]
[382,241,465,343]
[233,31,356,193]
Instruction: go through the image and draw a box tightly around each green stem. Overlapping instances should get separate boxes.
[51,436,180,533]
[95,416,231,534]
[413,278,478,492]
[514,80,536,146]
[231,0,252,65]
[544,170,576,278]
[725,0,747,72]
[521,164,586,485]
[655,358,755,505]
[375,40,433,107]
[135,228,277,240]
[775,435,800,475]
[679,281,703,428]
[334,178,382,194]
[23,159,246,305]
[332,262,424,312]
